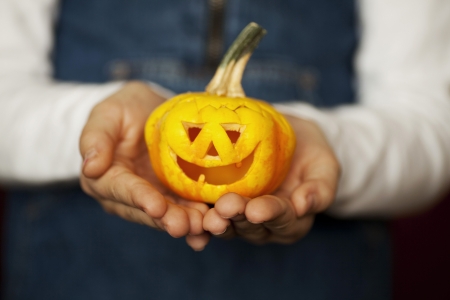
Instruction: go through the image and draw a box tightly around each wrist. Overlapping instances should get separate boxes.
[122,81,166,110]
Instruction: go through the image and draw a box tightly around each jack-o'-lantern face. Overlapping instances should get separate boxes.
[145,92,295,203]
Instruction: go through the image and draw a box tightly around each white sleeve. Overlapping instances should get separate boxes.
[275,0,450,217]
[0,0,124,184]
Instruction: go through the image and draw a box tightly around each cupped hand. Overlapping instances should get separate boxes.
[203,192,314,244]
[79,81,210,251]
[203,116,340,244]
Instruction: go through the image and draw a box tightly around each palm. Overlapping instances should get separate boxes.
[80,82,210,250]
[203,115,340,245]
[128,142,171,196]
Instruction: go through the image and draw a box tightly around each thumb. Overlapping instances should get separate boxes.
[291,160,340,216]
[79,103,122,178]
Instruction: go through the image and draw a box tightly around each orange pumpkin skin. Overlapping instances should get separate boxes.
[145,92,295,204]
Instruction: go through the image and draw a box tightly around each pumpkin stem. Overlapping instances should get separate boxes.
[205,22,267,97]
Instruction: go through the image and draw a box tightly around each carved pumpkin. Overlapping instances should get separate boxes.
[145,23,295,203]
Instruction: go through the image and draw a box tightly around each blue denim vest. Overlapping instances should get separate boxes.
[53,0,356,107]
[4,1,391,299]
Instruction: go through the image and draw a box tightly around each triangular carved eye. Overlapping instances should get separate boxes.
[226,131,240,143]
[182,122,204,142]
[188,127,202,142]
[221,124,245,144]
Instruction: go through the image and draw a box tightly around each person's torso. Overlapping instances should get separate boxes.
[3,1,392,299]
[53,0,357,107]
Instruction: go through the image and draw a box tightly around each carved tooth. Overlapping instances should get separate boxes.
[198,174,206,184]
[169,149,177,161]
[235,162,242,168]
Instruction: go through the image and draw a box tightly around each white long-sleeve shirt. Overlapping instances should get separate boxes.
[1,0,450,217]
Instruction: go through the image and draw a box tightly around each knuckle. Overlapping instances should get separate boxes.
[93,99,122,115]
[106,169,126,201]
[129,183,147,210]
[124,81,148,92]
[109,184,122,203]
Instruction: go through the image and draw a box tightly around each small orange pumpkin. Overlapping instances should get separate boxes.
[145,23,295,203]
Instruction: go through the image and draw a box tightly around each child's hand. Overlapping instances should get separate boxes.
[79,82,210,251]
[203,192,314,244]
[203,116,340,244]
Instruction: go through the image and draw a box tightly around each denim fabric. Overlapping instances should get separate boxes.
[5,187,390,300]
[53,0,357,106]
[4,0,392,299]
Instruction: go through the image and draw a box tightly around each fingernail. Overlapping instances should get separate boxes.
[248,219,263,224]
[193,246,205,252]
[212,227,228,235]
[83,149,97,166]
[219,213,238,219]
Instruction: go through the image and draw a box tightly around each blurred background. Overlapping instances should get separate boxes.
[1,189,449,299]
[391,195,450,299]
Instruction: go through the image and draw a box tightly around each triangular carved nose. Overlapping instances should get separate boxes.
[207,142,219,157]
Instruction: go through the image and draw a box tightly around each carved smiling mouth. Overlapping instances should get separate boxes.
[177,151,255,185]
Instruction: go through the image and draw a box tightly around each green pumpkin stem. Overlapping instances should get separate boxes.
[205,22,267,97]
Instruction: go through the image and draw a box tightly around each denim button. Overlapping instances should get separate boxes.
[109,61,132,80]
[298,70,318,91]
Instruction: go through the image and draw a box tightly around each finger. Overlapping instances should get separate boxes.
[291,160,340,216]
[213,225,236,240]
[247,195,316,244]
[100,200,160,229]
[213,193,269,240]
[246,195,297,236]
[183,206,205,236]
[214,193,248,219]
[185,233,211,251]
[170,197,210,235]
[203,207,231,236]
[213,194,267,241]
[230,212,269,243]
[245,195,289,224]
[214,193,270,242]
[268,215,315,245]
[80,102,122,178]
[160,202,196,238]
[246,194,315,244]
[175,198,210,216]
[84,166,167,219]
[100,199,193,239]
